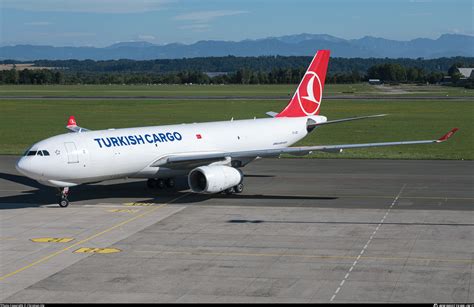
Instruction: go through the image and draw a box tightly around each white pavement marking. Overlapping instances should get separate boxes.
[329,184,406,302]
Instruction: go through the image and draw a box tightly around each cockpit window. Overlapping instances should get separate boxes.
[25,150,50,156]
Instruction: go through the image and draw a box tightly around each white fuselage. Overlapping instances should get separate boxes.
[16,116,327,187]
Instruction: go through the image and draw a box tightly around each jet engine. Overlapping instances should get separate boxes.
[188,165,243,193]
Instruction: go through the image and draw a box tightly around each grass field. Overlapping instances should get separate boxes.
[1,83,473,97]
[0,84,367,97]
[0,85,472,159]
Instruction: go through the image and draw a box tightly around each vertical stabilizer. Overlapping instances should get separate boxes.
[276,50,330,117]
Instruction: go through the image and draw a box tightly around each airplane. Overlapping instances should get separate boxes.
[15,50,458,207]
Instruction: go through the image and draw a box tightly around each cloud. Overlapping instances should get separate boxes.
[24,21,53,26]
[35,32,96,38]
[174,10,248,22]
[179,24,210,32]
[138,34,156,40]
[2,0,171,14]
[449,28,474,36]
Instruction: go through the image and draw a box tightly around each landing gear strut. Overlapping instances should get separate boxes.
[58,187,70,207]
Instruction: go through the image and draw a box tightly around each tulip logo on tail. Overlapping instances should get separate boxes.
[276,50,330,117]
[298,72,322,115]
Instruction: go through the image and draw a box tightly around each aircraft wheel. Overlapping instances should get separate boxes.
[225,187,235,194]
[165,178,175,188]
[146,178,156,189]
[58,187,70,207]
[157,179,165,189]
[59,197,69,208]
[234,183,244,193]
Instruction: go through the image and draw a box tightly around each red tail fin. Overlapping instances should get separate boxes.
[276,50,330,117]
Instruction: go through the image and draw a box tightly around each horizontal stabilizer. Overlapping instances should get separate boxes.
[309,114,387,128]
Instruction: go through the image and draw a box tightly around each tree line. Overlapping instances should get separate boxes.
[0,57,472,86]
[2,56,473,74]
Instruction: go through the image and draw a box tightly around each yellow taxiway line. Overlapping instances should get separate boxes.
[0,194,189,281]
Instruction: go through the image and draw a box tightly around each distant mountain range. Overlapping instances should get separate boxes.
[1,33,472,61]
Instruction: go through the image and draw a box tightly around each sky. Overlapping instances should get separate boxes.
[0,0,472,47]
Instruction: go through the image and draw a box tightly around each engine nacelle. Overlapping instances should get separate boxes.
[188,165,243,194]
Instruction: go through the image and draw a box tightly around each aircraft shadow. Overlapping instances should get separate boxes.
[0,173,45,189]
[244,174,275,178]
[0,173,337,209]
[175,193,337,204]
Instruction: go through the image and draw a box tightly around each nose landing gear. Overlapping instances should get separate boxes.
[58,187,70,207]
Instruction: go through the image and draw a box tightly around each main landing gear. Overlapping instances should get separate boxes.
[58,187,70,208]
[147,178,175,189]
[224,183,244,194]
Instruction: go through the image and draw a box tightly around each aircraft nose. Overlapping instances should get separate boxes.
[16,157,27,175]
[16,157,35,178]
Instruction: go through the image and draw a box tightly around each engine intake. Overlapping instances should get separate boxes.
[188,165,243,194]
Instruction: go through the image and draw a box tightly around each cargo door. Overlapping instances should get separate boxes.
[64,142,79,164]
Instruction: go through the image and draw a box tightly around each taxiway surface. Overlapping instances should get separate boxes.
[1,156,473,303]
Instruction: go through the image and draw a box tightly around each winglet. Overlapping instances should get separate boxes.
[67,116,77,128]
[437,128,459,142]
[66,115,89,133]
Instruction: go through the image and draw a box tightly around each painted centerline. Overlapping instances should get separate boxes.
[329,184,406,302]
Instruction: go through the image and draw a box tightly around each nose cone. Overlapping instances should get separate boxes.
[16,157,38,179]
[16,157,28,176]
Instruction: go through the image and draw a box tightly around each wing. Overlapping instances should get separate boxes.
[151,128,458,169]
[66,115,90,133]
